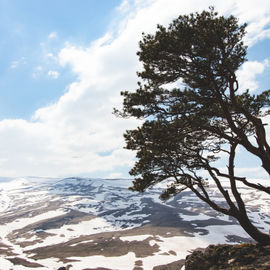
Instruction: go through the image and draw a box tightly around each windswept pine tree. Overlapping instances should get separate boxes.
[116,8,270,244]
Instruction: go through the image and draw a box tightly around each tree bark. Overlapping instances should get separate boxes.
[261,156,270,176]
[235,212,270,245]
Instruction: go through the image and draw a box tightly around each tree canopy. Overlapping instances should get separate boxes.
[116,8,270,244]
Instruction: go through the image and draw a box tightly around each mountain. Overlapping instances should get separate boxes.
[0,177,269,269]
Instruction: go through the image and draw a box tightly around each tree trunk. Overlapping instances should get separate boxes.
[261,156,270,176]
[236,212,270,245]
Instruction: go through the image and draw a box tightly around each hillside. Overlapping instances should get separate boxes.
[0,177,269,269]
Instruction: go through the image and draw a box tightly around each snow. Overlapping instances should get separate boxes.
[70,239,94,246]
[120,234,153,242]
[0,257,14,269]
[179,212,213,221]
[0,189,10,212]
[25,217,119,250]
[0,176,269,269]
[68,252,137,270]
[0,209,66,237]
[63,227,236,270]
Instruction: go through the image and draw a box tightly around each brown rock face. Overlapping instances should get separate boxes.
[185,243,270,270]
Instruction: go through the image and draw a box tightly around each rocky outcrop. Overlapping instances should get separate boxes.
[153,259,185,270]
[185,243,270,270]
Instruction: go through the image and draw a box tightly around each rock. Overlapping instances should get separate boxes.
[227,258,235,264]
[185,243,270,270]
[152,259,185,270]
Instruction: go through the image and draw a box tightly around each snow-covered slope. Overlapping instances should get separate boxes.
[0,177,269,269]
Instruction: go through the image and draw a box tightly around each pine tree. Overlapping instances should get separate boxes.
[116,8,270,244]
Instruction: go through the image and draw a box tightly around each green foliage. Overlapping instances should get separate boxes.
[137,8,247,88]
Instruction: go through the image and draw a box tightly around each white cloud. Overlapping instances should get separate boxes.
[0,0,270,177]
[32,65,43,78]
[48,70,59,79]
[237,59,269,92]
[232,0,270,46]
[106,172,124,179]
[117,0,130,13]
[9,57,26,69]
[46,53,57,60]
[48,32,58,39]
[10,61,20,69]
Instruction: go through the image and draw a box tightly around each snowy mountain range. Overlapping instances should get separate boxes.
[0,177,269,269]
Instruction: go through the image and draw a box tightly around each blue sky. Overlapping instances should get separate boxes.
[0,0,269,179]
[0,0,121,119]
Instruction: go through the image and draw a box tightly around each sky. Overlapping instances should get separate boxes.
[0,0,269,179]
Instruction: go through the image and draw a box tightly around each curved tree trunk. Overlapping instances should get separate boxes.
[261,157,270,176]
[235,212,270,245]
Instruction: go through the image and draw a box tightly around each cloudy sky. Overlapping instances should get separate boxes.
[0,0,269,179]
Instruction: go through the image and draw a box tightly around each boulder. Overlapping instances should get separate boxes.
[185,243,270,270]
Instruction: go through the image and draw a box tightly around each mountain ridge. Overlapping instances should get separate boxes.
[0,177,269,269]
